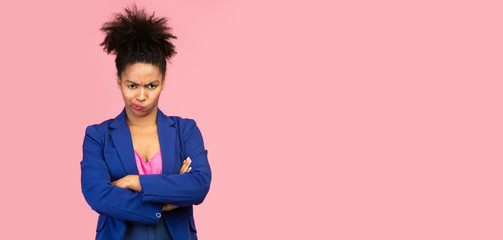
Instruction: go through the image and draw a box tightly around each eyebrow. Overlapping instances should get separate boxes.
[126,80,160,85]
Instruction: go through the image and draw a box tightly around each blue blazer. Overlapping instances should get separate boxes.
[80,107,211,240]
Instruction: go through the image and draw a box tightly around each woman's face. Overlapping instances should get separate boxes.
[117,62,165,118]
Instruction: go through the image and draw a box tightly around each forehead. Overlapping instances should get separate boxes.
[121,63,162,82]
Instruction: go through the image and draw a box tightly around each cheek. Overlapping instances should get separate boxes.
[120,90,134,100]
[152,90,162,99]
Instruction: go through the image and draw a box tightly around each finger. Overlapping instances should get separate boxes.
[188,167,192,172]
[180,161,190,174]
[179,157,193,173]
[184,158,191,166]
[181,165,190,174]
[180,160,189,174]
[166,204,179,211]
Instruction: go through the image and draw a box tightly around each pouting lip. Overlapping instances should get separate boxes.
[132,104,144,109]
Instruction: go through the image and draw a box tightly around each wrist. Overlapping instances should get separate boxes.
[129,175,141,192]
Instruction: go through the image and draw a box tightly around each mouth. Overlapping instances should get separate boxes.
[132,104,144,110]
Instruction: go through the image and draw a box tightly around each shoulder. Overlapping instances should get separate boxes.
[83,118,114,143]
[165,116,206,147]
[164,115,203,135]
[166,115,197,127]
[164,115,199,134]
[86,118,114,131]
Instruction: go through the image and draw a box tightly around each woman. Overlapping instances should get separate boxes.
[80,4,211,240]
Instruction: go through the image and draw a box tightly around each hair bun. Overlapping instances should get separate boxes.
[99,4,177,60]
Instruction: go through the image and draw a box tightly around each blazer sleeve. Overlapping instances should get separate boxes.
[139,119,212,207]
[80,125,164,224]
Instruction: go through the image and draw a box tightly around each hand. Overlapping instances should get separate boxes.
[162,203,179,211]
[179,157,192,174]
[111,175,142,192]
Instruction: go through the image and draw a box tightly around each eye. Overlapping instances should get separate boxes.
[147,84,157,89]
[128,85,137,89]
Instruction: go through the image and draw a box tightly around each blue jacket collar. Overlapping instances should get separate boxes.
[109,107,178,175]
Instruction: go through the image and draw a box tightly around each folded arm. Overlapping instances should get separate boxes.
[139,119,212,207]
[80,125,163,224]
[111,159,193,210]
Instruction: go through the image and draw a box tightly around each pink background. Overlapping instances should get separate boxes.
[1,0,502,239]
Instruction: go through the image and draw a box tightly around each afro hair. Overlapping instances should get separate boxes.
[99,4,177,78]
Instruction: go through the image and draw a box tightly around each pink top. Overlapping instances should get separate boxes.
[134,149,163,175]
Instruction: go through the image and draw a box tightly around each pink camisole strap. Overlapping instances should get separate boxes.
[134,149,162,175]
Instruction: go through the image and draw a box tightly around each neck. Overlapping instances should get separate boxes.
[125,106,158,128]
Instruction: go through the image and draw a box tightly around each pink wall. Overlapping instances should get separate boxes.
[1,0,502,239]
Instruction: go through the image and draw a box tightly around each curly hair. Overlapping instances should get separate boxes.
[99,4,177,79]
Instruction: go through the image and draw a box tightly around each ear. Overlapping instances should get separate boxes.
[116,74,121,90]
[161,75,166,90]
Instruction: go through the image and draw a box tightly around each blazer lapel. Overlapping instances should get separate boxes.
[110,107,138,175]
[156,108,178,175]
[109,107,178,176]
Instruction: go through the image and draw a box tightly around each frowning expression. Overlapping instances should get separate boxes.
[117,62,165,117]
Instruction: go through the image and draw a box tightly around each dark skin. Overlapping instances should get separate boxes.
[110,62,192,211]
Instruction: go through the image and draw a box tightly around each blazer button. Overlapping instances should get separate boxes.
[156,212,162,218]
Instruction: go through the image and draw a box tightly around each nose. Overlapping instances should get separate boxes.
[136,88,146,101]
